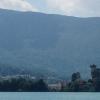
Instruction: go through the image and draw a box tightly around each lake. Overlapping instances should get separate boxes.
[0,92,100,100]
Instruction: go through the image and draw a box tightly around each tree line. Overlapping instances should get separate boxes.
[0,64,100,92]
[0,77,48,92]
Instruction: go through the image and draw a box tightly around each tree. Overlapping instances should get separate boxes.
[33,79,48,92]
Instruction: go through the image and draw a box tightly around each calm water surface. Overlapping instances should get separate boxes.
[0,92,100,100]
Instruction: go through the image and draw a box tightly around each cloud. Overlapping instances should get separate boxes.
[0,0,38,12]
[46,0,100,17]
[0,0,99,17]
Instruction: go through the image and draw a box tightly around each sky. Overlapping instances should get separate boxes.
[0,0,100,17]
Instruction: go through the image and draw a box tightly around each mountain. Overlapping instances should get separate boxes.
[0,9,100,78]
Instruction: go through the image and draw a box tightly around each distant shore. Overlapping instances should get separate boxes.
[0,64,100,92]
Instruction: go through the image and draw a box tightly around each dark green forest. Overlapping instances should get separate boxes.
[0,78,48,92]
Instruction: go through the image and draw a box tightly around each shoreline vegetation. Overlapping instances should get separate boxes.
[0,64,100,92]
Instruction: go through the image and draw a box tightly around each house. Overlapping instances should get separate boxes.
[48,82,62,91]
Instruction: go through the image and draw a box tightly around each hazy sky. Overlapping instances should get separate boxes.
[0,0,100,17]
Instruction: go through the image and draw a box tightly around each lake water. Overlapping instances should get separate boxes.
[0,92,100,100]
